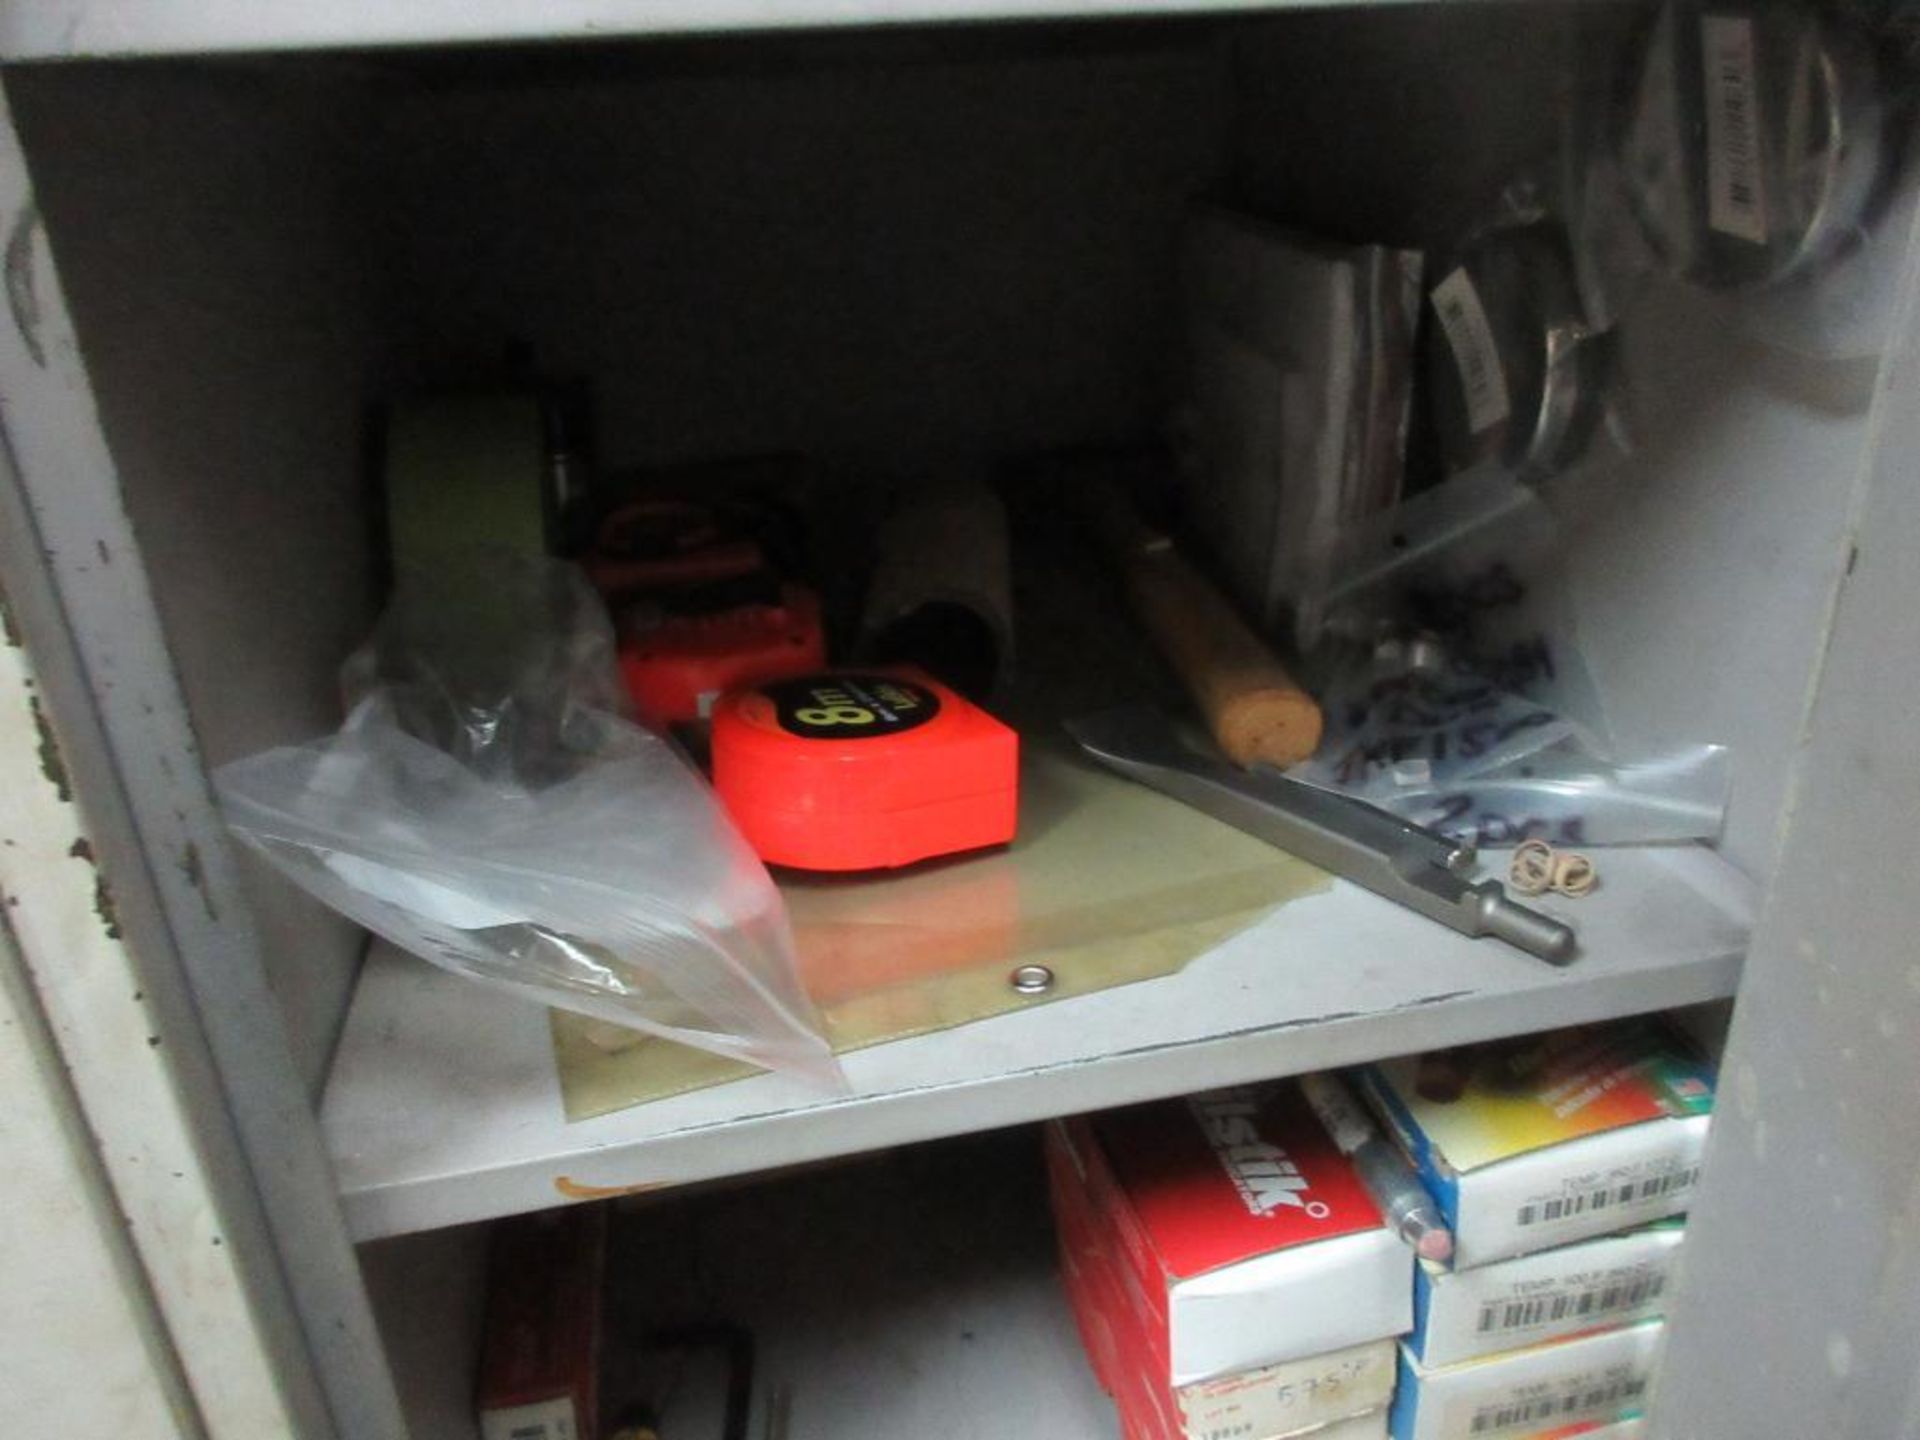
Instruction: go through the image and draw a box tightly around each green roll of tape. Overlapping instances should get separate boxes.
[384,391,552,569]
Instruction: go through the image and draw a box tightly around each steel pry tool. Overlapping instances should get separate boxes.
[1065,704,1577,965]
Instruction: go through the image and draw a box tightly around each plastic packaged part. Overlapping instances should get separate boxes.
[1293,635,1580,801]
[1424,222,1616,483]
[1294,639,1730,850]
[1613,0,1891,293]
[1296,481,1729,848]
[1174,203,1422,647]
[1311,470,1612,745]
[1731,135,1920,358]
[217,554,842,1088]
[1384,739,1731,848]
[337,551,631,784]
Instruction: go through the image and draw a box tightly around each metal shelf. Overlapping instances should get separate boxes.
[322,843,1750,1240]
[602,1128,1118,1439]
[1,0,1327,60]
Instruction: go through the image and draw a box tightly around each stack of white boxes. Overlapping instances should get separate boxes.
[1354,1019,1716,1440]
[1047,1084,1414,1440]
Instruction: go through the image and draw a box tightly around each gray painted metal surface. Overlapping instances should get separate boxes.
[0,13,1912,1436]
[1653,202,1920,1440]
[0,90,402,1440]
[329,845,1747,1240]
[0,0,1386,60]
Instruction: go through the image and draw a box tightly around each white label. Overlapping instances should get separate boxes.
[1476,1270,1667,1337]
[1180,1341,1393,1440]
[1463,1374,1647,1437]
[1431,268,1510,436]
[480,1397,577,1440]
[1702,14,1769,243]
[1514,1165,1699,1229]
[1297,1073,1375,1154]
[1420,1228,1685,1367]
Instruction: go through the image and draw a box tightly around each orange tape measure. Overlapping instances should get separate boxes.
[711,669,1019,871]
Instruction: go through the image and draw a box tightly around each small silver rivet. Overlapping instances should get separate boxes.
[1010,964,1055,995]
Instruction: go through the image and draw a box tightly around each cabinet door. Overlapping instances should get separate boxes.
[0,87,403,1439]
[0,920,191,1438]
[0,606,311,1437]
[1653,217,1920,1437]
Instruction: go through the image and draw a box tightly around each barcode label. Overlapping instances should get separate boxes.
[480,1398,577,1440]
[1468,1376,1647,1435]
[1515,1167,1698,1228]
[1431,267,1510,435]
[1703,13,1769,243]
[1476,1273,1667,1335]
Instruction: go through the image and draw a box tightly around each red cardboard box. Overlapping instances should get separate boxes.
[1059,1088,1412,1384]
[476,1206,606,1440]
[1059,1217,1390,1440]
[1047,1087,1412,1439]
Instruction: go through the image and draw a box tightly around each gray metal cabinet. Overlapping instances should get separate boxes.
[0,6,1913,1437]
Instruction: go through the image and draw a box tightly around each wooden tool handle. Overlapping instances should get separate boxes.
[1090,489,1322,768]
[1124,543,1323,767]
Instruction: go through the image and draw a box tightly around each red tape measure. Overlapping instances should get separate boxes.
[620,585,825,728]
[711,669,1019,871]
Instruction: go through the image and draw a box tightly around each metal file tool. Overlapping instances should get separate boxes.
[1065,704,1578,965]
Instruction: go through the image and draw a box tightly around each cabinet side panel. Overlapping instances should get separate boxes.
[0,80,404,1440]
[8,62,388,1092]
[1653,210,1920,1439]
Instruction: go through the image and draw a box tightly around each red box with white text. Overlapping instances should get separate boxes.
[1046,1084,1411,1412]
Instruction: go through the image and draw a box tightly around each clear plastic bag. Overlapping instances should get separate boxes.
[1578,0,1901,318]
[1380,738,1732,848]
[1295,477,1730,847]
[1293,637,1730,848]
[1312,469,1612,740]
[1299,636,1578,798]
[1419,176,1626,490]
[216,554,843,1088]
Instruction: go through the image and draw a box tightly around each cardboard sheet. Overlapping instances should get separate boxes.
[553,746,1329,1119]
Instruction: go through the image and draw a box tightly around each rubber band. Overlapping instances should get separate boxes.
[1551,851,1598,897]
[1509,839,1556,896]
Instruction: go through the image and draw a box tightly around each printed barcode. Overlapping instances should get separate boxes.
[1514,1167,1699,1227]
[1476,1273,1667,1334]
[1702,14,1769,243]
[1468,1376,1648,1434]
[1430,267,1510,435]
[1440,296,1495,395]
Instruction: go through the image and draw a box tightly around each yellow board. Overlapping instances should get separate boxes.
[553,745,1330,1120]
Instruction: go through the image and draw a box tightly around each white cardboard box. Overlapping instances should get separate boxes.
[1411,1223,1684,1367]
[1572,1422,1646,1440]
[1389,1321,1664,1440]
[1358,1022,1714,1268]
[1290,1415,1391,1440]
